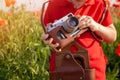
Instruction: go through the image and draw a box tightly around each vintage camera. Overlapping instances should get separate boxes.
[46,13,81,50]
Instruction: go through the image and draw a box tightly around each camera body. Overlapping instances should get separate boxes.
[46,13,81,50]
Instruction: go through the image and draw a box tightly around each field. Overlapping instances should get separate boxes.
[0,3,120,80]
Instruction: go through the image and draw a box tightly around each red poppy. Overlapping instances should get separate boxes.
[0,18,9,32]
[5,0,11,7]
[115,48,120,56]
[117,11,120,16]
[0,18,8,25]
[115,44,120,56]
[5,0,16,7]
[116,0,120,2]
[118,44,120,48]
[7,12,12,16]
[112,4,120,8]
[11,0,16,5]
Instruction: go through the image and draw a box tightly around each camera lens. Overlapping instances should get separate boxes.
[63,17,79,33]
[69,19,77,27]
[68,17,78,27]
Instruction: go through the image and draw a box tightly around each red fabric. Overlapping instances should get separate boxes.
[44,0,113,80]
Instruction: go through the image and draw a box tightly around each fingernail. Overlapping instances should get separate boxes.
[56,43,59,46]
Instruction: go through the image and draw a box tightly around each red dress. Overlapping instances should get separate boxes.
[44,0,113,80]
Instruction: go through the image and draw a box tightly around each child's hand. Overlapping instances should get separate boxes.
[41,33,61,52]
[78,15,99,32]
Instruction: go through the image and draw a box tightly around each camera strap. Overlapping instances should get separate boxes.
[90,0,110,42]
[41,0,51,33]
[99,0,109,24]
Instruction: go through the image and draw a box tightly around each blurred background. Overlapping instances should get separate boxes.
[0,0,118,11]
[0,0,46,11]
[0,0,120,80]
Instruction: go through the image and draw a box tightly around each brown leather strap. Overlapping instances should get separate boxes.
[41,0,50,33]
[99,0,109,24]
[90,0,109,42]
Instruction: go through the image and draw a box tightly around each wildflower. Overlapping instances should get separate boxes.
[117,11,120,16]
[0,19,9,32]
[116,0,120,2]
[112,4,120,8]
[7,12,12,16]
[0,18,8,25]
[117,44,120,49]
[5,0,11,7]
[5,0,16,7]
[11,0,16,5]
[115,44,120,56]
[115,49,120,56]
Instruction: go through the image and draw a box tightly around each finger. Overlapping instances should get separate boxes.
[83,16,91,24]
[44,38,53,45]
[79,15,86,21]
[79,16,92,29]
[78,16,87,29]
[54,47,62,52]
[50,42,62,52]
[41,33,49,40]
[78,21,87,29]
[86,16,92,24]
[51,43,60,48]
[51,43,62,52]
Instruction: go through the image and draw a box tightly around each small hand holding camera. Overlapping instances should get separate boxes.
[41,1,87,50]
[46,13,81,50]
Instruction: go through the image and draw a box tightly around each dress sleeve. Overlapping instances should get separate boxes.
[101,9,113,26]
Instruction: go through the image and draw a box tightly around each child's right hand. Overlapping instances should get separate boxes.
[41,33,61,52]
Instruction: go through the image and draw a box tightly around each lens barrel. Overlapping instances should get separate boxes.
[63,17,79,33]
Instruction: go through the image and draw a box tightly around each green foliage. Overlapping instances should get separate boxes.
[106,63,119,80]
[102,21,120,80]
[0,6,50,80]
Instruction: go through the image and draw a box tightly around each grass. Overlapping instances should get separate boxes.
[0,6,50,80]
[0,5,120,80]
